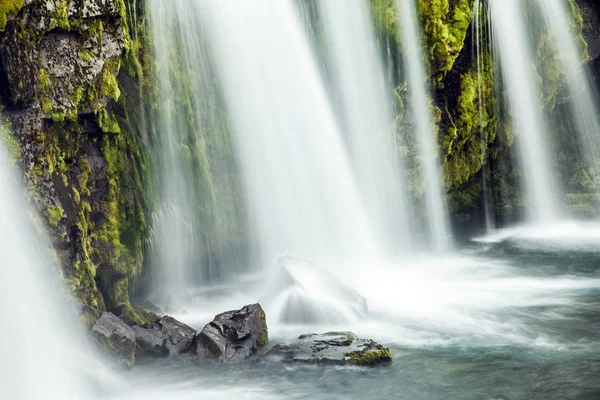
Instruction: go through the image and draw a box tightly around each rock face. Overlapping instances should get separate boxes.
[91,312,136,367]
[267,332,392,366]
[193,303,268,363]
[0,0,152,322]
[133,316,196,358]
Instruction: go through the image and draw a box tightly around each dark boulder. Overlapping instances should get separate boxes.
[267,332,392,366]
[91,312,136,367]
[192,303,268,363]
[134,316,196,358]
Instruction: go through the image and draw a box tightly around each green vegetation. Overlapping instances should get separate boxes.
[0,0,23,32]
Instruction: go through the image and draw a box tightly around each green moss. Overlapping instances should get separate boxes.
[101,64,121,102]
[345,343,392,366]
[41,97,53,115]
[0,0,23,32]
[95,108,121,134]
[38,68,51,93]
[45,206,64,228]
[52,0,70,31]
[0,121,21,161]
[259,310,269,346]
[418,0,473,87]
[370,0,400,47]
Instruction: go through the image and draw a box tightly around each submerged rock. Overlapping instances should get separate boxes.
[267,332,392,366]
[134,316,196,358]
[193,303,268,363]
[261,256,368,324]
[91,312,136,367]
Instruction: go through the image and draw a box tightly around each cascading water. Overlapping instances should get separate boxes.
[147,1,248,304]
[199,0,379,265]
[535,0,600,210]
[396,0,451,250]
[0,133,95,399]
[472,0,495,232]
[317,0,412,252]
[489,0,561,223]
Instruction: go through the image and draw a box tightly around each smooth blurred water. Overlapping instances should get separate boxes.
[489,0,561,222]
[113,227,600,400]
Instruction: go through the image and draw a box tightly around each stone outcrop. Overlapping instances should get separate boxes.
[0,0,151,322]
[134,316,196,358]
[192,303,268,363]
[92,312,136,367]
[267,332,392,366]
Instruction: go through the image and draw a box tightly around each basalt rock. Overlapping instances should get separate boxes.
[91,312,136,367]
[192,303,268,363]
[134,316,196,358]
[267,332,392,366]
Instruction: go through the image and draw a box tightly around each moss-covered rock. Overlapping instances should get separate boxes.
[418,0,473,87]
[0,0,152,317]
[267,332,392,366]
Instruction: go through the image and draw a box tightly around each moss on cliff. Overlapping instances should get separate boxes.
[0,0,22,32]
[418,0,473,87]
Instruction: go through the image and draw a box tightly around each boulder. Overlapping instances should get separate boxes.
[134,316,196,358]
[266,332,392,366]
[91,312,136,367]
[192,303,268,363]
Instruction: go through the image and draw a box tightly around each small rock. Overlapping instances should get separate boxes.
[267,332,392,366]
[192,303,268,363]
[134,316,196,358]
[91,312,136,367]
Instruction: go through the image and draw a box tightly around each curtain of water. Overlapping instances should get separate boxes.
[199,0,380,267]
[317,0,412,253]
[535,0,600,213]
[489,0,561,223]
[0,132,95,399]
[396,0,452,250]
[147,1,248,303]
[472,0,495,232]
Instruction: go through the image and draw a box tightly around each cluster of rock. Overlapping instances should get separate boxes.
[82,303,268,367]
[78,301,392,368]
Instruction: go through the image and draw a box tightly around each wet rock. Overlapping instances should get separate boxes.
[91,312,136,367]
[134,316,196,358]
[267,332,392,366]
[71,301,101,329]
[192,303,268,363]
[261,255,368,324]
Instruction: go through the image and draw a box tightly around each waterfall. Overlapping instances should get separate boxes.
[147,0,248,301]
[489,0,561,223]
[0,132,95,399]
[472,0,495,232]
[396,0,452,250]
[199,0,379,266]
[317,0,412,253]
[535,0,600,212]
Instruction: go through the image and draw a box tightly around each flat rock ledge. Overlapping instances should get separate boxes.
[267,332,392,366]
